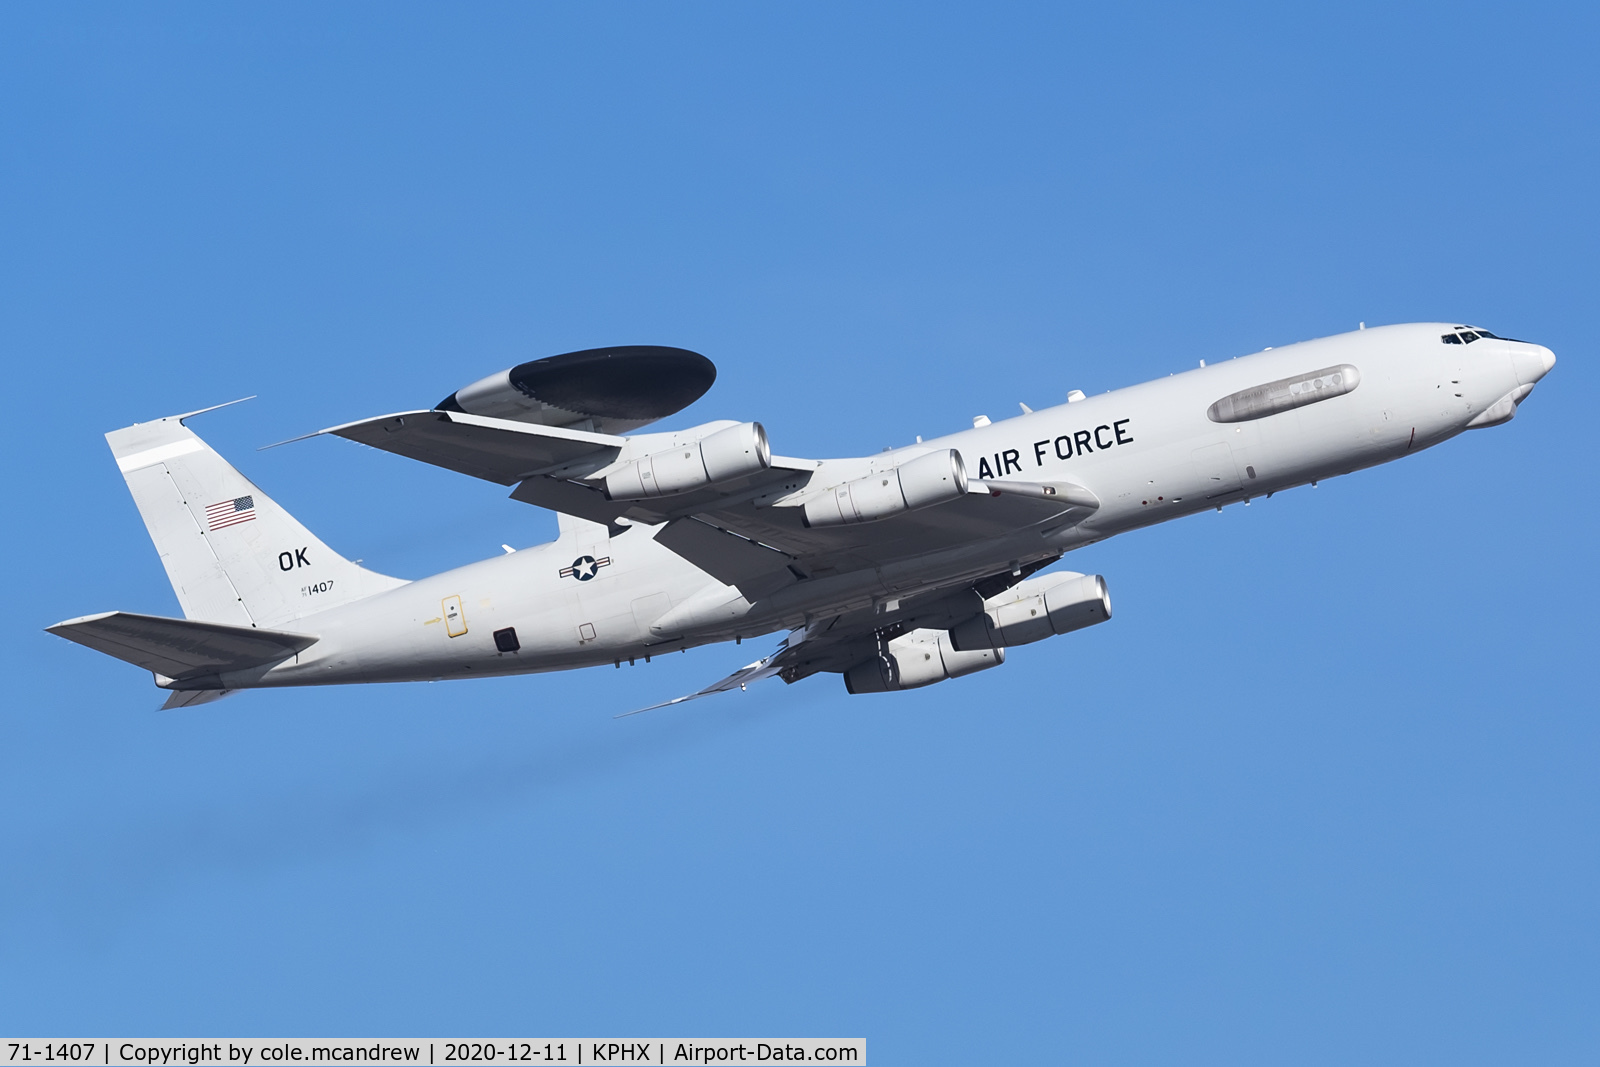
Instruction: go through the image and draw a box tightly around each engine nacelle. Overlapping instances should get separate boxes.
[604,421,771,499]
[947,572,1111,651]
[802,449,968,528]
[843,629,1004,694]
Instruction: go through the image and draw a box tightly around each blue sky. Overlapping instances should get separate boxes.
[2,3,1596,1062]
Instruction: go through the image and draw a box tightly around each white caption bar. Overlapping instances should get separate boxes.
[2,1042,864,1067]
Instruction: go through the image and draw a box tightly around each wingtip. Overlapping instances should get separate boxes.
[46,610,119,633]
[614,694,698,719]
[257,429,326,451]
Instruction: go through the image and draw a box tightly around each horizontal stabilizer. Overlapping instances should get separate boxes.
[47,611,317,680]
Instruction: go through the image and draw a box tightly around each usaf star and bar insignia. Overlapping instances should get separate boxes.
[559,555,612,581]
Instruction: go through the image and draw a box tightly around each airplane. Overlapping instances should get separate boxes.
[48,323,1555,711]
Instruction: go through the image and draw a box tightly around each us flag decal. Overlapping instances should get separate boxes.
[205,494,256,531]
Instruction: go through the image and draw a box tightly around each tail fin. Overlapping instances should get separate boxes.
[107,410,407,628]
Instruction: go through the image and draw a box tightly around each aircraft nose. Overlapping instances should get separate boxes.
[1512,344,1556,385]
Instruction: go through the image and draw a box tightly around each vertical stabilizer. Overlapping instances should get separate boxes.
[107,413,407,627]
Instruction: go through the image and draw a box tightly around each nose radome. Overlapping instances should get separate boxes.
[1512,345,1556,385]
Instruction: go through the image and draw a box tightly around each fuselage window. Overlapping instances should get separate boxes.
[1442,333,1463,343]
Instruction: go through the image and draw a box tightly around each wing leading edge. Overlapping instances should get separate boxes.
[320,409,626,485]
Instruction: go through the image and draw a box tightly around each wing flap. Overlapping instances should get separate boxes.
[507,474,629,525]
[653,517,801,599]
[160,688,235,709]
[47,611,318,680]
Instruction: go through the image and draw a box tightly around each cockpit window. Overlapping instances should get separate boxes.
[1443,326,1524,345]
[1442,327,1499,344]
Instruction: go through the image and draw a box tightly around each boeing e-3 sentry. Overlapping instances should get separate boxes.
[49,324,1555,710]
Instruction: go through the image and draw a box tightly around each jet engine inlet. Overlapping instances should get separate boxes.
[604,422,771,499]
[802,449,968,527]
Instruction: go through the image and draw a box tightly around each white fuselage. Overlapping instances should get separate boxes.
[231,323,1551,690]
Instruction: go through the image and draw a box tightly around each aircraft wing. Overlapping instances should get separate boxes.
[620,618,854,716]
[689,484,1085,579]
[319,409,629,485]
[618,650,789,716]
[160,689,235,710]
[319,408,820,529]
[512,472,1087,602]
[46,611,318,681]
[624,602,974,716]
[320,408,1092,586]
